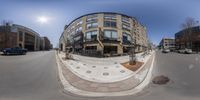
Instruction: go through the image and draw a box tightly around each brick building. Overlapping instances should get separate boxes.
[0,23,52,51]
[0,24,18,50]
[175,26,200,52]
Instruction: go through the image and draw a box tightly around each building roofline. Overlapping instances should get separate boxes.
[162,37,175,40]
[175,25,200,36]
[12,24,40,36]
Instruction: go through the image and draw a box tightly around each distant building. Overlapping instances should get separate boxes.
[40,37,52,50]
[59,12,148,57]
[175,26,200,52]
[0,22,51,51]
[148,41,157,50]
[159,38,175,50]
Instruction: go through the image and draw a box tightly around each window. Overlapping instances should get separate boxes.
[122,24,131,31]
[85,46,97,50]
[103,30,118,40]
[19,31,23,41]
[104,14,116,20]
[74,36,81,41]
[122,16,130,23]
[104,21,116,28]
[86,22,98,29]
[86,15,98,22]
[76,20,83,25]
[123,32,132,43]
[71,25,75,29]
[85,31,97,41]
[25,33,35,44]
[75,27,82,33]
[71,31,75,35]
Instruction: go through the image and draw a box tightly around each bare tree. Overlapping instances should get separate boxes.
[181,17,199,49]
[181,17,198,29]
[129,46,136,65]
[0,20,13,49]
[129,34,136,65]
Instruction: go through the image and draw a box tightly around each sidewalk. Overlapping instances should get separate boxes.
[55,51,155,96]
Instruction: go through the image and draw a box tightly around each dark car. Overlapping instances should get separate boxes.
[2,47,27,55]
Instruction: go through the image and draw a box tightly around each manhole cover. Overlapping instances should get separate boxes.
[120,70,125,73]
[114,62,118,64]
[152,75,170,85]
[83,64,86,65]
[86,70,92,74]
[103,72,109,76]
[116,66,120,68]
[76,67,80,69]
[70,63,73,65]
[92,66,96,68]
[104,67,108,69]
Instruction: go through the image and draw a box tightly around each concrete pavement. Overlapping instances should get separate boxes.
[109,51,200,100]
[0,51,200,100]
[56,51,155,96]
[58,51,152,83]
[0,51,83,100]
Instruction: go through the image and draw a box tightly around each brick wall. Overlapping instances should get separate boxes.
[0,32,18,50]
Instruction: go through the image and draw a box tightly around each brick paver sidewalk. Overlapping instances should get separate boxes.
[57,53,153,92]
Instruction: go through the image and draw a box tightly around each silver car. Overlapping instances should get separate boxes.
[162,49,170,53]
[178,49,192,54]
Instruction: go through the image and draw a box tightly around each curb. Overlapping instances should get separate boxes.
[55,51,155,97]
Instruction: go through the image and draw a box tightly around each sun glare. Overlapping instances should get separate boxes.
[37,16,49,24]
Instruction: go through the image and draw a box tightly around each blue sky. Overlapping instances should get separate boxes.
[0,0,200,47]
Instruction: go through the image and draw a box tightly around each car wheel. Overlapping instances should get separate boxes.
[6,52,10,55]
[23,52,26,55]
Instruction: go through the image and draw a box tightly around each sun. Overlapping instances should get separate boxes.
[37,16,49,24]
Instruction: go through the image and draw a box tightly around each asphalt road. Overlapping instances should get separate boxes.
[0,51,200,100]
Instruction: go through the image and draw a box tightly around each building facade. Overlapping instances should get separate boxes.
[40,37,52,50]
[159,38,175,50]
[0,23,51,51]
[175,26,200,52]
[59,12,148,57]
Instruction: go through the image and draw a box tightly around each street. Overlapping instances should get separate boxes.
[0,51,200,100]
[0,51,76,100]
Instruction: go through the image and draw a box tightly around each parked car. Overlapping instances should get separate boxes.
[2,47,27,55]
[178,49,192,54]
[162,49,170,53]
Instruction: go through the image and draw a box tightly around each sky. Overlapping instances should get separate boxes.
[0,0,200,47]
